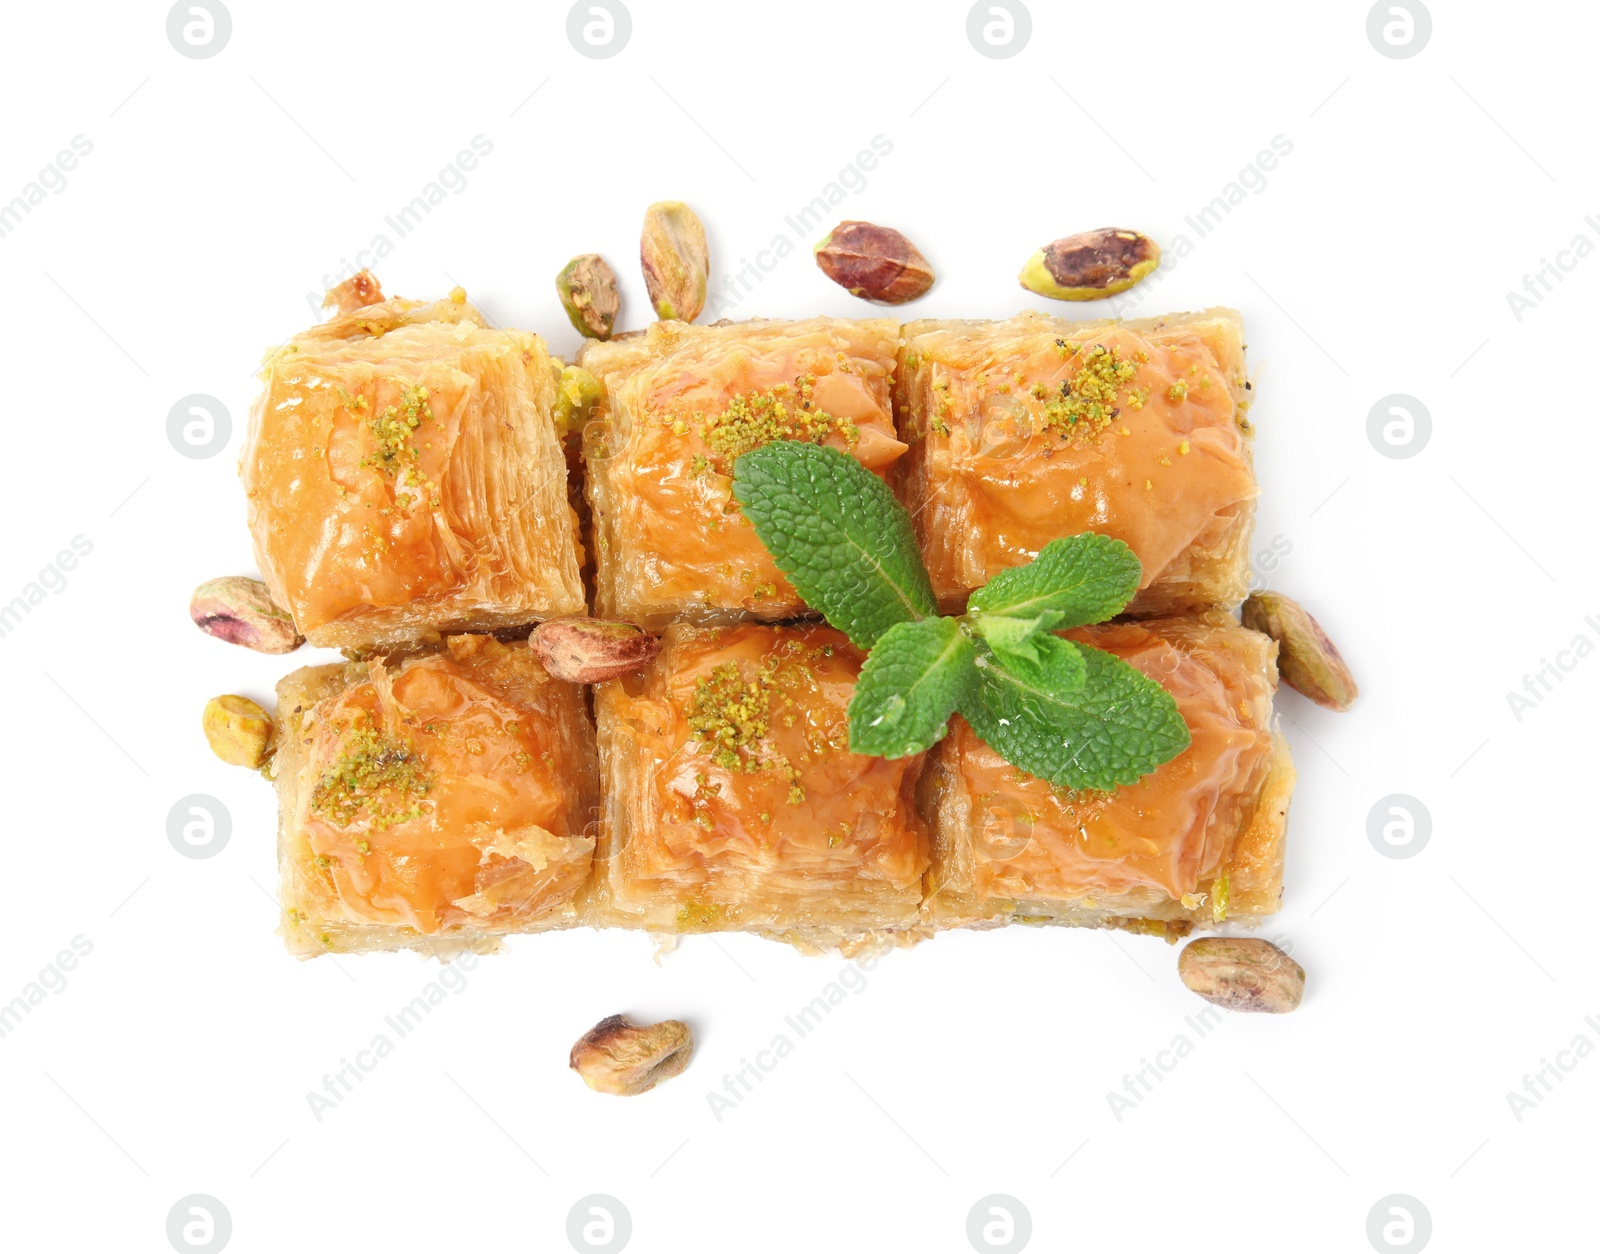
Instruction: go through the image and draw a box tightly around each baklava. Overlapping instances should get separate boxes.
[896,308,1256,617]
[922,613,1294,934]
[592,622,928,948]
[274,635,598,957]
[241,287,586,651]
[579,318,906,631]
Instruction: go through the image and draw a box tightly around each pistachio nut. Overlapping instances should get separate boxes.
[640,200,709,323]
[190,576,303,654]
[552,365,603,437]
[570,1014,694,1096]
[1019,228,1161,301]
[813,220,934,304]
[1178,937,1304,1013]
[1242,591,1359,712]
[533,617,660,684]
[556,253,620,340]
[203,694,274,769]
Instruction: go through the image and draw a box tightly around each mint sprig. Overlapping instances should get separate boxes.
[730,441,1190,784]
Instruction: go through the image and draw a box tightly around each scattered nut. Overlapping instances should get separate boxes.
[641,200,709,323]
[322,269,384,314]
[1018,228,1161,301]
[556,254,620,340]
[190,576,303,654]
[552,365,603,436]
[1242,591,1359,712]
[203,695,274,769]
[534,617,661,684]
[1178,937,1304,1014]
[570,1014,694,1096]
[813,220,934,305]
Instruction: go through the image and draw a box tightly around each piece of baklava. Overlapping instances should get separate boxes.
[241,284,586,651]
[579,318,906,631]
[897,308,1256,617]
[273,635,598,957]
[922,614,1294,935]
[591,622,928,947]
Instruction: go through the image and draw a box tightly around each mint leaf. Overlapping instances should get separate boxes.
[959,640,1190,790]
[967,534,1143,629]
[732,441,936,648]
[848,618,976,757]
[972,609,1068,668]
[980,629,1087,693]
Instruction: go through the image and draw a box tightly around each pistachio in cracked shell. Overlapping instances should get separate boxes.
[533,617,661,684]
[641,200,709,323]
[190,576,303,654]
[1019,228,1161,301]
[1242,591,1359,712]
[556,253,620,341]
[1178,937,1304,1014]
[813,220,934,304]
[570,1015,694,1096]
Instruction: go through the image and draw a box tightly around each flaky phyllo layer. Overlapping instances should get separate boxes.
[896,308,1256,617]
[276,637,597,956]
[580,318,905,631]
[924,614,1294,929]
[592,623,928,940]
[242,293,584,650]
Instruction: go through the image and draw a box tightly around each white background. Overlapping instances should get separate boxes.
[1,2,1593,1251]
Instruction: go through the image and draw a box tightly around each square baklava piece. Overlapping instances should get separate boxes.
[274,635,598,957]
[579,318,905,631]
[242,287,586,651]
[592,622,928,945]
[922,614,1295,934]
[897,308,1256,616]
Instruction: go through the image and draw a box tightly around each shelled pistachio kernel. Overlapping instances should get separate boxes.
[1019,228,1160,301]
[570,1015,694,1096]
[1242,591,1359,712]
[190,576,302,654]
[1178,937,1304,1013]
[203,695,274,768]
[556,253,620,340]
[641,200,709,322]
[813,220,934,304]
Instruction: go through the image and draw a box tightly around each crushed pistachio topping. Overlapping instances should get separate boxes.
[686,376,859,471]
[362,383,441,508]
[1038,341,1138,441]
[309,714,433,831]
[684,656,807,803]
[1167,381,1188,403]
